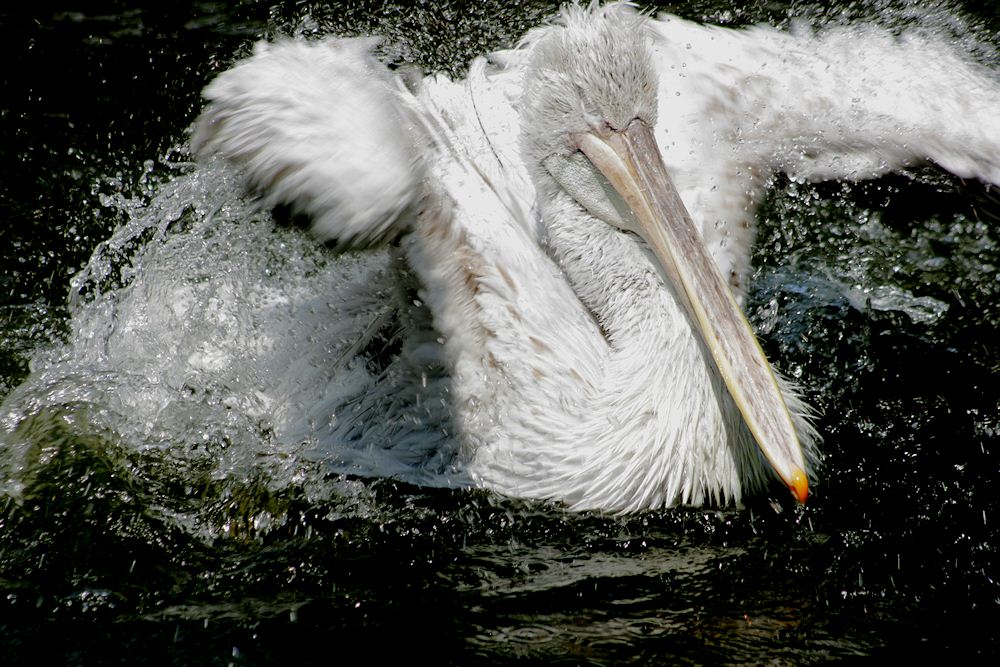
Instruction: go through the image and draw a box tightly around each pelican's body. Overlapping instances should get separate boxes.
[193,3,1000,511]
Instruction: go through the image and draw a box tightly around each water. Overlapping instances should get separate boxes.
[2,1,1000,663]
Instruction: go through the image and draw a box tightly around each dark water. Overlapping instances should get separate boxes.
[2,1,999,663]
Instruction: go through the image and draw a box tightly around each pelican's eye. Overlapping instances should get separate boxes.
[582,111,615,136]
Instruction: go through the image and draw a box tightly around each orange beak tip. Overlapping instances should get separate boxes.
[789,468,809,504]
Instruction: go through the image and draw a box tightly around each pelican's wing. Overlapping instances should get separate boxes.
[192,38,606,486]
[649,14,1000,293]
[400,63,610,469]
[653,14,1000,184]
[193,38,424,247]
[192,37,484,482]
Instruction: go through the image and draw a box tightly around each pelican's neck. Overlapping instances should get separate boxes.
[542,193,682,355]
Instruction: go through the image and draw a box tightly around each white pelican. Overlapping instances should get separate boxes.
[192,3,1000,512]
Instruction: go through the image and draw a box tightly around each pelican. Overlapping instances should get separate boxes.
[192,3,1000,512]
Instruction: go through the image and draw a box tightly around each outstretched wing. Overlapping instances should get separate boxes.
[193,38,424,247]
[192,35,610,488]
[649,14,1000,295]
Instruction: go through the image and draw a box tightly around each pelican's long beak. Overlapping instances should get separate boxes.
[575,119,809,503]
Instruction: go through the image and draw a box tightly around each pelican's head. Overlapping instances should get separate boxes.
[520,4,657,176]
[518,4,811,504]
[520,3,666,240]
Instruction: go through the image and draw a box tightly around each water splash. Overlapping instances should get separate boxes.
[0,155,406,541]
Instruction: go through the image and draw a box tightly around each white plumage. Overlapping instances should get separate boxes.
[195,37,424,247]
[192,3,1000,512]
